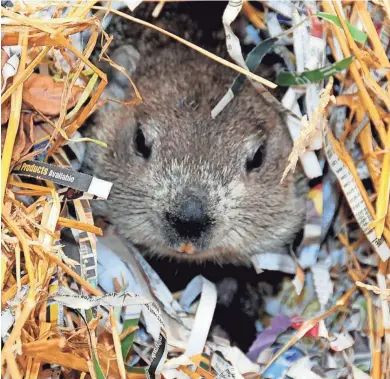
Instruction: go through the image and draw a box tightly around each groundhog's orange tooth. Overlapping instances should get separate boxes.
[178,242,196,255]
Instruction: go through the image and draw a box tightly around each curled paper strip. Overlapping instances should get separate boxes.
[125,0,143,11]
[323,124,390,261]
[329,332,354,352]
[51,291,168,379]
[247,314,291,362]
[222,0,246,68]
[251,252,296,274]
[51,292,153,309]
[2,45,21,90]
[263,0,294,18]
[212,38,277,119]
[180,275,217,357]
[98,234,218,363]
[311,262,333,309]
[72,199,98,289]
[1,307,14,340]
[215,367,241,379]
[207,344,260,375]
[211,353,243,379]
[286,356,322,379]
[1,285,29,341]
[132,248,186,325]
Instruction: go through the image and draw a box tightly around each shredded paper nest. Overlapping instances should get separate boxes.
[1,1,390,379]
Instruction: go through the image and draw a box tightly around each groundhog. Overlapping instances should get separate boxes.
[81,6,309,349]
[84,41,306,264]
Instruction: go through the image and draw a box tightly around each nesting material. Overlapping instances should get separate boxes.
[1,1,390,379]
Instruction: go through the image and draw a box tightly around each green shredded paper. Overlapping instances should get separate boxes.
[315,12,368,44]
[276,56,354,86]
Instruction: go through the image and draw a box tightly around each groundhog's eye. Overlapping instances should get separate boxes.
[246,145,264,172]
[134,125,152,159]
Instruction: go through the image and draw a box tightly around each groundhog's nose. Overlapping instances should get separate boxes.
[166,196,211,240]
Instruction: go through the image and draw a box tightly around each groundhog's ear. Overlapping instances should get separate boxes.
[110,45,140,86]
[102,45,140,102]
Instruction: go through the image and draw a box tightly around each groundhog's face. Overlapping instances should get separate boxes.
[87,45,306,263]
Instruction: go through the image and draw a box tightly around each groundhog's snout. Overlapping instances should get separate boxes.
[165,193,213,248]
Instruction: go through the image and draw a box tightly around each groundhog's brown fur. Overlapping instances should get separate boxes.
[84,37,306,263]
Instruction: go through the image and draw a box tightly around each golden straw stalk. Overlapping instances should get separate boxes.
[374,128,390,238]
[1,32,28,206]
